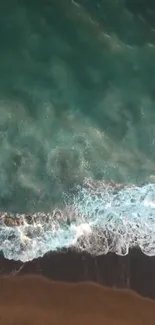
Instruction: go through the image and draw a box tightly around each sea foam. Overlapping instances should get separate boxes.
[1,181,155,262]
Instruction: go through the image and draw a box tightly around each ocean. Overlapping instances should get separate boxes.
[1,0,155,261]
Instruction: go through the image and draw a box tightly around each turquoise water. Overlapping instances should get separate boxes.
[1,1,155,260]
[1,0,155,214]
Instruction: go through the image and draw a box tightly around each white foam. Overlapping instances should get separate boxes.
[1,182,155,261]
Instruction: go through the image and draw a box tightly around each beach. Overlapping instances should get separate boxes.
[0,275,155,325]
[1,247,155,299]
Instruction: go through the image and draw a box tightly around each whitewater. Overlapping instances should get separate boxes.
[1,179,155,262]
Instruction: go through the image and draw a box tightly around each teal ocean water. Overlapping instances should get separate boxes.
[1,0,155,261]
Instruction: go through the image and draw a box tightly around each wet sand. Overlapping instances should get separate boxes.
[0,275,155,325]
[1,248,155,299]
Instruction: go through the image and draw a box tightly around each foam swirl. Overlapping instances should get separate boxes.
[1,180,155,261]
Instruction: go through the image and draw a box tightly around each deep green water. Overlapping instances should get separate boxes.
[1,0,155,213]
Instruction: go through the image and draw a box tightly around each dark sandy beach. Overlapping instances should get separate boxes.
[1,248,155,299]
[0,275,155,325]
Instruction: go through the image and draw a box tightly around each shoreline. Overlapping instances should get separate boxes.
[1,247,155,300]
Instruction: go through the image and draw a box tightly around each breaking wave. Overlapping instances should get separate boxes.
[1,180,155,262]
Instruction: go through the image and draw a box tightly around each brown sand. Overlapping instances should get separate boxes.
[0,275,155,325]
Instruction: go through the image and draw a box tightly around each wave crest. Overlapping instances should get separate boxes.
[1,180,155,261]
